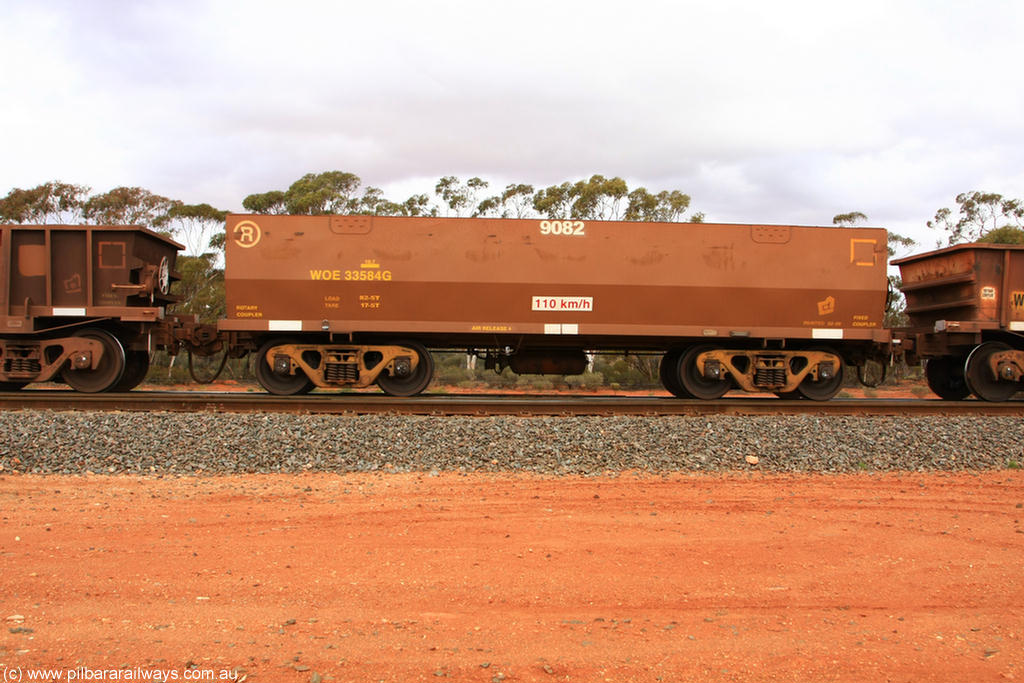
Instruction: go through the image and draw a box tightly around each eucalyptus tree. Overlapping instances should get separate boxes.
[928,191,1024,245]
[0,181,90,223]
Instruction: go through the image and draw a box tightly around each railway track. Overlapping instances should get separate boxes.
[1,390,1022,416]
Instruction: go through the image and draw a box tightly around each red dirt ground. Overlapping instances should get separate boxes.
[2,471,1022,682]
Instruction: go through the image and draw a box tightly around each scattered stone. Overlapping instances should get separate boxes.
[1,411,1022,475]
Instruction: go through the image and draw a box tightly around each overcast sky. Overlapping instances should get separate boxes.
[2,0,1022,251]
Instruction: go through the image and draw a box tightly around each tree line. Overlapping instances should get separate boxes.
[241,171,706,223]
[3,173,1023,326]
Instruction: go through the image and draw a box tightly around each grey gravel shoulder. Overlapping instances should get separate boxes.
[1,410,1022,475]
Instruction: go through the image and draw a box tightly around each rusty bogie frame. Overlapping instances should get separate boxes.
[694,348,842,394]
[0,336,106,384]
[259,342,423,390]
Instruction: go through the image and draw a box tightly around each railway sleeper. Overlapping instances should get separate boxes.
[0,337,106,384]
[696,349,841,394]
[262,343,422,389]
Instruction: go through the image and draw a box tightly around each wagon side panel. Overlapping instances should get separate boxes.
[222,215,888,346]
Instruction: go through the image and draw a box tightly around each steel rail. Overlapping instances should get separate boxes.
[0,390,1022,416]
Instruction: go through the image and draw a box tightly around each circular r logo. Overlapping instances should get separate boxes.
[233,220,262,248]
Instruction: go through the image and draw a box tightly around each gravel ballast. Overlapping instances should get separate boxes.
[2,410,1023,475]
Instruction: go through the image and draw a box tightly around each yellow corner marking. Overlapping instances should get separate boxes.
[850,238,877,266]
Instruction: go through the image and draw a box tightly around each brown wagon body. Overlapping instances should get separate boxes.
[224,214,890,399]
[0,224,184,391]
[894,243,1024,401]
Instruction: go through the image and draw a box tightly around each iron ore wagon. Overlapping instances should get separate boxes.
[0,224,214,392]
[21,216,1012,401]
[220,214,891,400]
[894,243,1024,401]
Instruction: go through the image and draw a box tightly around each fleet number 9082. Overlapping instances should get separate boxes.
[540,220,585,236]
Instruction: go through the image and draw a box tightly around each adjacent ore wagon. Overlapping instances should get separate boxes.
[223,214,892,399]
[894,243,1024,401]
[0,224,183,392]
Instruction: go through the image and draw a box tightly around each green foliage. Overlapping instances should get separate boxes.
[832,211,868,226]
[887,232,916,257]
[241,190,286,214]
[0,181,90,224]
[833,209,917,257]
[928,191,1024,245]
[533,175,629,220]
[977,226,1024,245]
[568,175,628,220]
[171,254,224,323]
[362,193,434,217]
[356,187,392,215]
[0,181,230,259]
[167,203,229,256]
[427,351,660,392]
[532,176,698,222]
[400,194,434,217]
[885,275,909,328]
[532,182,574,219]
[477,183,536,218]
[242,172,363,215]
[435,176,489,217]
[83,187,177,227]
[236,170,700,224]
[284,171,362,215]
[593,354,660,387]
[243,172,437,218]
[624,188,693,222]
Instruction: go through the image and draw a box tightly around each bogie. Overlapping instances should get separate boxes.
[251,339,434,397]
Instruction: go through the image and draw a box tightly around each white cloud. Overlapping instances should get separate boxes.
[0,0,1021,244]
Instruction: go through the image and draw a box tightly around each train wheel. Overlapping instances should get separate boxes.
[795,347,844,401]
[924,356,970,400]
[659,350,692,398]
[965,342,1019,402]
[112,350,151,392]
[377,341,434,397]
[679,345,730,400]
[254,339,315,395]
[61,328,126,393]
